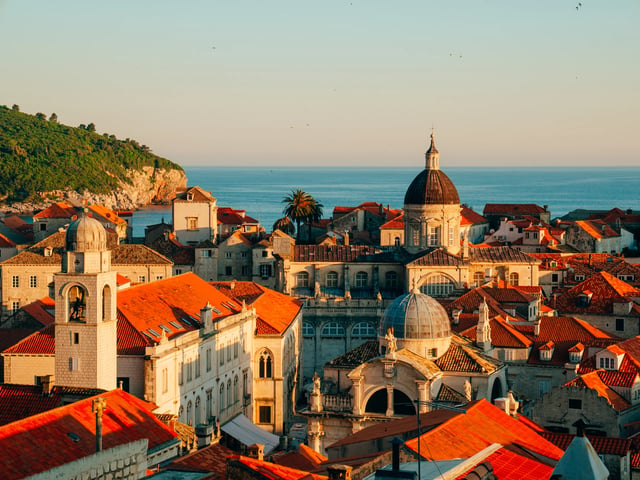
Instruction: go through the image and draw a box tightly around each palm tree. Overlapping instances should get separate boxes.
[272,216,295,236]
[282,189,322,242]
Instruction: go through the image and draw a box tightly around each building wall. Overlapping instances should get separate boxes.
[117,356,145,398]
[569,313,640,339]
[0,264,57,319]
[173,200,216,246]
[404,204,461,255]
[2,354,54,385]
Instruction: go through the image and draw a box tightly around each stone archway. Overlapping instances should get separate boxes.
[365,388,387,414]
[490,377,504,401]
[393,389,416,416]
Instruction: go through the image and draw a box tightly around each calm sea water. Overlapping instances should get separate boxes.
[130,167,640,238]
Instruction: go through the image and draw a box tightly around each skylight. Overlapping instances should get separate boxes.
[147,328,160,336]
[169,321,182,329]
[212,307,222,314]
[159,325,172,333]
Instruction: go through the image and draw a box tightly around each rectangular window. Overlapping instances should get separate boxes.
[138,275,146,283]
[234,340,238,359]
[11,276,19,288]
[241,265,250,276]
[187,217,198,230]
[599,357,614,369]
[220,345,225,365]
[568,398,582,409]
[29,276,37,288]
[155,275,163,280]
[225,252,232,259]
[225,266,232,276]
[162,368,168,393]
[538,379,550,398]
[258,405,272,424]
[69,357,80,371]
[616,318,625,332]
[187,361,193,382]
[73,332,79,345]
[262,251,269,258]
[195,354,201,378]
[178,361,184,385]
[552,273,559,282]
[260,264,272,278]
[227,343,231,361]
[11,301,20,313]
[175,268,182,275]
[241,251,248,258]
[201,249,212,258]
[39,223,47,231]
[206,348,212,372]
[206,390,213,420]
[428,226,440,246]
[448,226,455,246]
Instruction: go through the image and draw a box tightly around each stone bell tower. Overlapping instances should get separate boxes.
[54,211,118,390]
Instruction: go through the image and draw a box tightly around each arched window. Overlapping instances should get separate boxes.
[186,400,193,426]
[178,406,184,422]
[302,322,315,338]
[68,285,87,322]
[296,271,309,288]
[352,322,377,338]
[473,271,484,287]
[355,271,368,288]
[259,350,273,378]
[321,322,345,337]
[394,237,400,247]
[195,397,201,425]
[102,285,112,321]
[234,375,239,404]
[385,271,398,290]
[509,272,519,286]
[326,271,338,288]
[220,383,225,411]
[227,379,232,407]
[420,274,455,297]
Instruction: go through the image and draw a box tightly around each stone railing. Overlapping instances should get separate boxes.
[322,394,352,412]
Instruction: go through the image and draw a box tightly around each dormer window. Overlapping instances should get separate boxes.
[599,357,615,370]
[575,275,585,282]
[577,291,593,308]
[539,341,555,361]
[44,247,53,257]
[568,343,584,363]
[187,192,194,201]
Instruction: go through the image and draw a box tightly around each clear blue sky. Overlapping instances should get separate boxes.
[1,1,638,167]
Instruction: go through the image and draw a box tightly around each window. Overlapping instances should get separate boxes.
[175,268,182,275]
[225,266,232,276]
[259,350,273,378]
[568,399,582,409]
[195,354,201,378]
[394,236,400,247]
[206,390,213,420]
[225,252,232,259]
[352,322,377,338]
[206,348,212,372]
[599,357,614,370]
[538,380,550,398]
[40,223,47,231]
[234,375,239,404]
[178,361,184,385]
[473,271,484,286]
[260,264,272,278]
[302,322,315,338]
[187,401,193,426]
[326,271,339,288]
[195,397,201,425]
[385,271,398,290]
[575,275,585,282]
[29,276,37,288]
[11,301,20,314]
[616,318,625,332]
[241,265,250,276]
[187,217,198,230]
[234,340,238,358]
[321,322,345,337]
[201,249,212,258]
[220,344,225,365]
[73,332,79,345]
[412,225,420,245]
[296,271,309,288]
[138,275,146,283]
[11,276,19,288]
[509,272,519,286]
[227,343,231,361]
[162,368,168,393]
[227,379,232,407]
[552,273,559,282]
[68,357,80,371]
[187,361,193,382]
[428,226,440,246]
[355,271,368,288]
[241,251,248,258]
[448,225,455,246]
[420,274,455,297]
[155,275,163,280]
[258,405,272,424]
[262,250,269,257]
[220,383,225,411]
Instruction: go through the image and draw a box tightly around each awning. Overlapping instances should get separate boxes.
[220,414,280,454]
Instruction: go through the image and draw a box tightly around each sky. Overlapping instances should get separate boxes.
[1,1,639,167]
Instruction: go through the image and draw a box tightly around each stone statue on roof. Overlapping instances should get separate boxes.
[464,379,472,402]
[385,328,397,356]
[312,372,321,395]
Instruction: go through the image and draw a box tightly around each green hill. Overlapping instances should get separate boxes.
[0,106,184,202]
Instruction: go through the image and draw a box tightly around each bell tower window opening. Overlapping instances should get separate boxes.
[68,285,87,322]
[259,350,273,378]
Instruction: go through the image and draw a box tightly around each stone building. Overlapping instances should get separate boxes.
[301,288,506,454]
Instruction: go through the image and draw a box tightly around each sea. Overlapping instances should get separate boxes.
[130,166,640,238]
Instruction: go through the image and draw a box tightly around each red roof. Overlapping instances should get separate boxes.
[33,201,77,219]
[0,232,16,247]
[21,297,56,327]
[229,455,327,480]
[380,214,404,230]
[460,206,488,226]
[3,324,55,354]
[565,371,631,411]
[575,219,620,239]
[0,384,63,426]
[455,447,553,480]
[483,204,547,215]
[167,441,235,477]
[0,389,178,479]
[218,207,259,225]
[555,271,640,315]
[272,443,327,472]
[405,399,563,461]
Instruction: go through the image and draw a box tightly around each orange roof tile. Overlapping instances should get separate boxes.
[33,201,77,219]
[88,204,126,226]
[0,232,16,247]
[272,443,327,472]
[460,206,488,226]
[21,297,56,327]
[576,219,619,239]
[0,389,178,479]
[565,371,631,411]
[454,447,554,480]
[405,399,563,462]
[380,214,404,230]
[167,441,236,477]
[230,455,328,480]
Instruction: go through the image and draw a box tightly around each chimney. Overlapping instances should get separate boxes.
[534,319,541,336]
[230,280,235,290]
[247,443,264,461]
[279,435,289,451]
[40,375,54,396]
[452,309,461,325]
[391,437,402,472]
[344,232,349,246]
[327,465,352,480]
[200,302,213,331]
[92,397,107,453]
[195,423,213,449]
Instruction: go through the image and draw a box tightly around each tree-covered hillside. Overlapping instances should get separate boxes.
[0,105,184,202]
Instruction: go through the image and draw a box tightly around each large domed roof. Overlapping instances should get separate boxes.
[65,213,107,252]
[404,133,459,206]
[381,289,451,342]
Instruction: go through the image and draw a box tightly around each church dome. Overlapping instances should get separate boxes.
[404,133,459,206]
[65,214,107,252]
[380,288,451,359]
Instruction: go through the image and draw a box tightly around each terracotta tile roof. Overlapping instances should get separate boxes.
[454,447,554,480]
[460,315,532,348]
[88,204,126,226]
[229,455,328,480]
[117,273,240,344]
[565,371,631,411]
[0,384,63,426]
[469,246,539,264]
[596,369,638,388]
[167,441,235,477]
[218,207,259,225]
[0,389,178,479]
[380,214,404,230]
[294,245,388,263]
[272,443,327,472]
[112,244,173,265]
[575,219,620,239]
[325,340,380,369]
[174,186,216,203]
[483,204,547,215]
[436,337,502,373]
[436,383,468,404]
[33,201,77,219]
[405,399,563,462]
[3,324,55,354]
[0,232,16,247]
[327,409,459,449]
[460,206,488,226]
[212,281,302,335]
[407,248,465,267]
[21,297,56,327]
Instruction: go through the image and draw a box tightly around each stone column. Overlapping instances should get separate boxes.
[343,265,350,298]
[385,384,394,417]
[308,420,324,454]
[351,377,363,415]
[416,380,428,413]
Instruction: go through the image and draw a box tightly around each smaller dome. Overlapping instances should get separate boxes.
[66,214,107,252]
[380,289,451,358]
